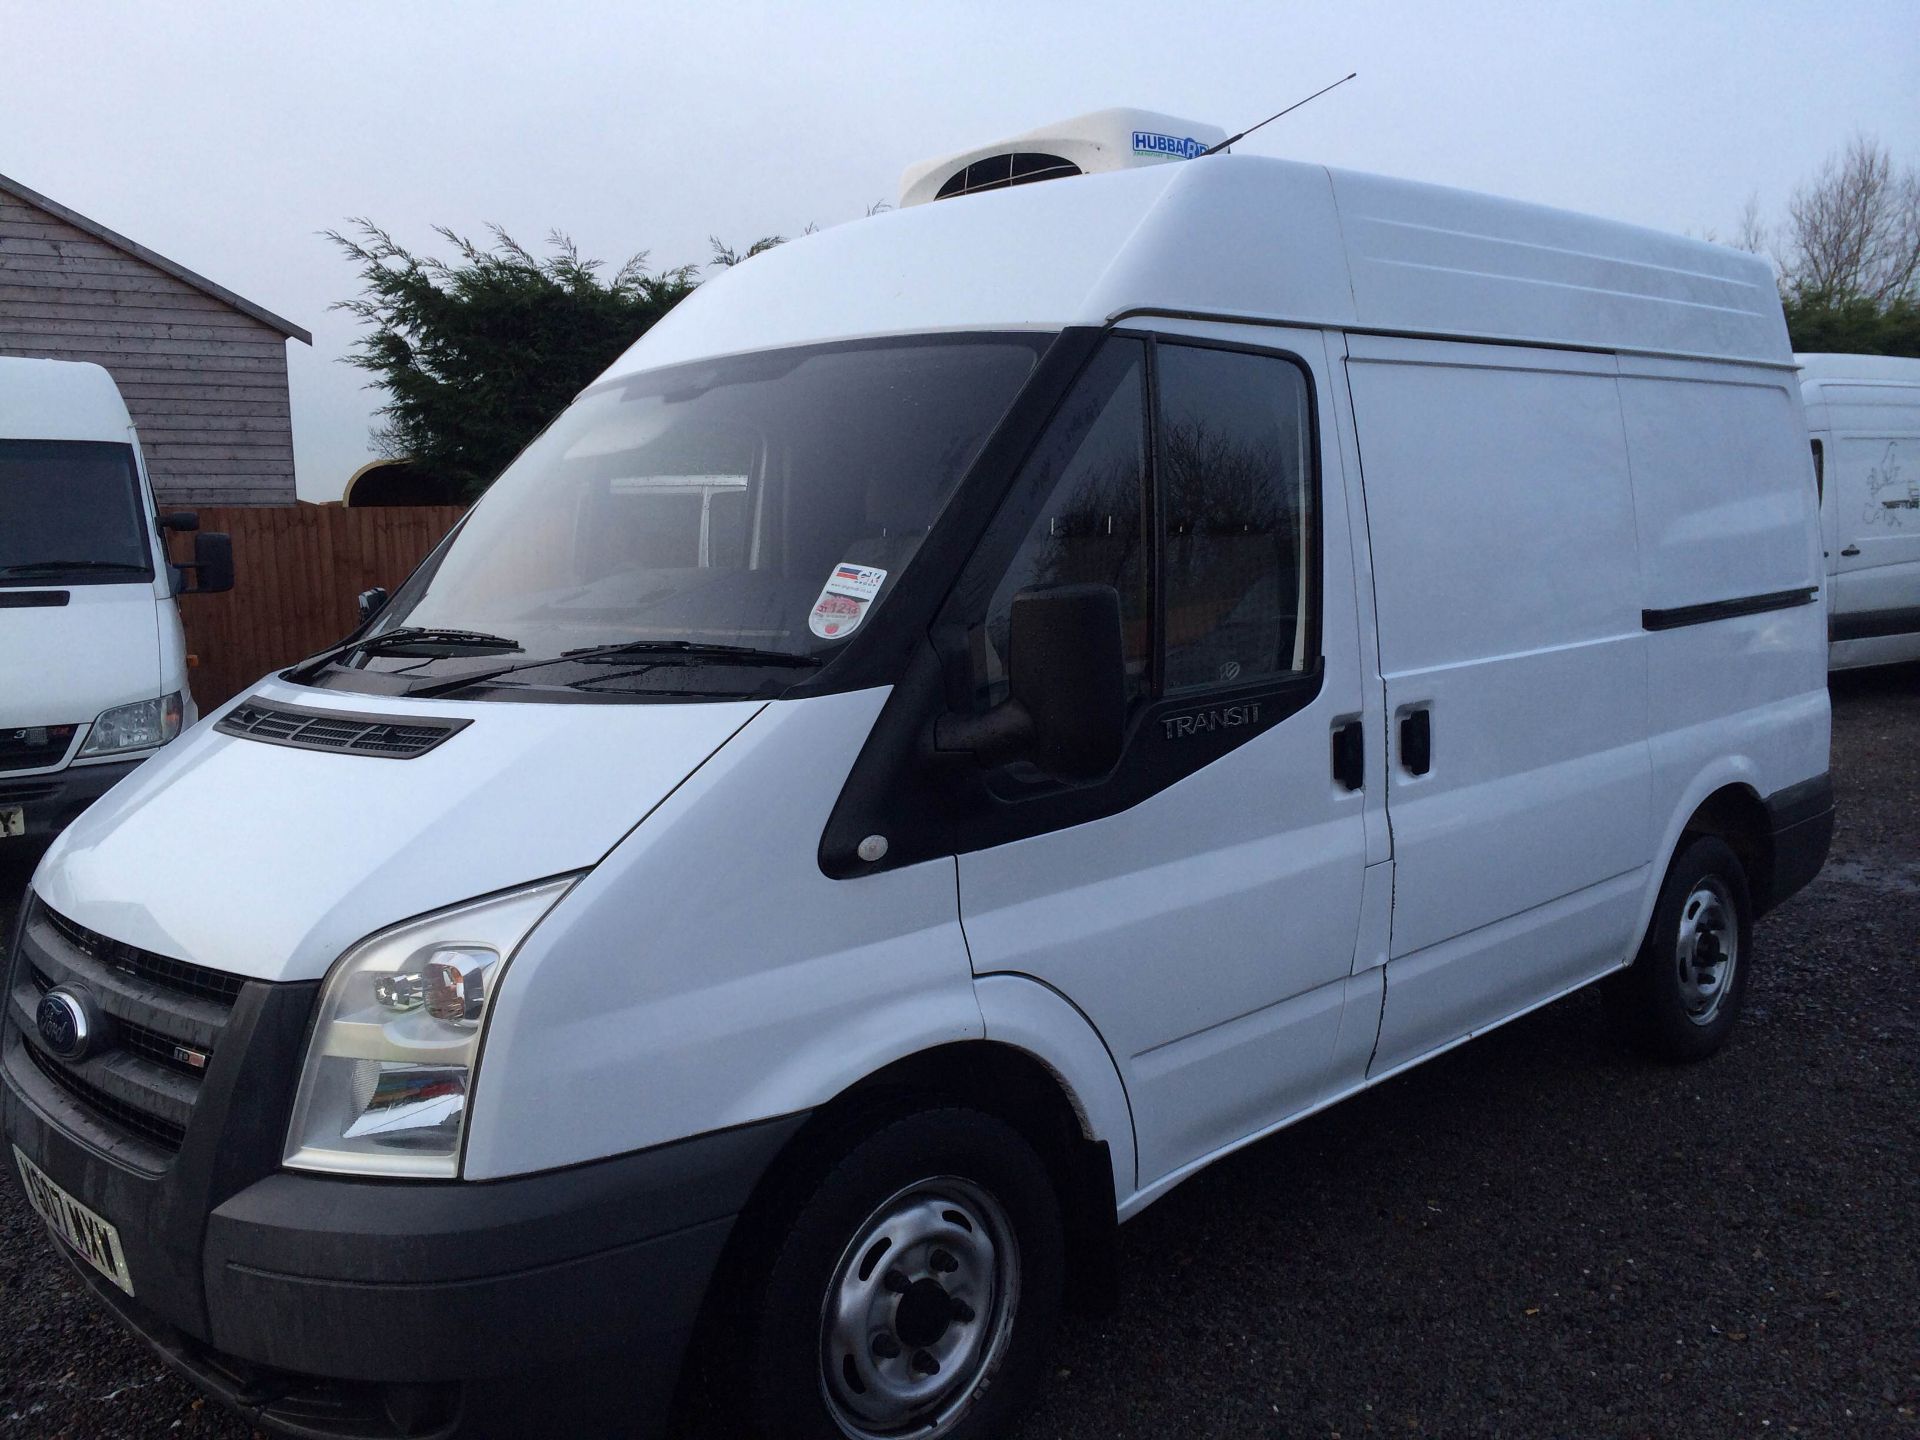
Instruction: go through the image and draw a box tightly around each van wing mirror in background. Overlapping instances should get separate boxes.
[357,587,390,626]
[934,583,1128,781]
[159,511,199,532]
[175,531,235,595]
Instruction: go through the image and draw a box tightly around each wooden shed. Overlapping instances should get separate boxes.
[0,171,310,507]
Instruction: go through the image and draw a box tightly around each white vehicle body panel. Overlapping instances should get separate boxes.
[1346,338,1655,1073]
[37,678,763,982]
[1801,353,1920,670]
[465,688,983,1179]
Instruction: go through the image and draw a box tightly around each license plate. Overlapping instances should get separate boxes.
[0,805,22,838]
[12,1146,134,1294]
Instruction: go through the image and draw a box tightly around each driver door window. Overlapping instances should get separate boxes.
[968,335,1318,723]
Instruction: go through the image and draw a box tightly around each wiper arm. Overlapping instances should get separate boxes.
[355,627,524,656]
[557,640,822,668]
[1,560,149,576]
[399,639,821,700]
[285,626,524,686]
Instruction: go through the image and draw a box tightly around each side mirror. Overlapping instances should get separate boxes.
[357,587,390,626]
[159,511,200,533]
[176,531,234,595]
[935,583,1128,781]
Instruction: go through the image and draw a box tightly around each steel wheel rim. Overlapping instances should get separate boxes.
[1675,876,1739,1026]
[819,1176,1020,1438]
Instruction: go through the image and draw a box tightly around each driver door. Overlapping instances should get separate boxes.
[952,327,1378,1191]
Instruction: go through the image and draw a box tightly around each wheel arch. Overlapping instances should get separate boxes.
[707,1011,1131,1346]
[1635,762,1776,958]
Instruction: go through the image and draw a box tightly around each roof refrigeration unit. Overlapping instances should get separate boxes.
[899,107,1227,208]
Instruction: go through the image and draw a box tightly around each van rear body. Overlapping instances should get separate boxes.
[3,155,1830,1439]
[1801,352,1920,670]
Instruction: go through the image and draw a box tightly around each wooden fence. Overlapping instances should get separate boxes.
[169,505,466,711]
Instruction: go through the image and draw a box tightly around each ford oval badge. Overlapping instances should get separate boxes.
[35,988,92,1062]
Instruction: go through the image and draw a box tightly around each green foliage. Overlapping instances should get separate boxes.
[328,223,709,499]
[1782,290,1920,358]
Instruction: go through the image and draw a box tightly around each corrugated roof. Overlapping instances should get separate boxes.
[0,170,311,344]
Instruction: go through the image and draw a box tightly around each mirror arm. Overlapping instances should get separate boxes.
[930,702,1035,768]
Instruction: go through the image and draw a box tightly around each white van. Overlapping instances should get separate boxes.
[1801,352,1920,669]
[4,150,1831,1440]
[0,358,231,845]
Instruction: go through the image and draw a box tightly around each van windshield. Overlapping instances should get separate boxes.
[356,334,1045,694]
[0,440,153,585]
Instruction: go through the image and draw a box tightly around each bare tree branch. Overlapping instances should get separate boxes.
[1783,134,1920,305]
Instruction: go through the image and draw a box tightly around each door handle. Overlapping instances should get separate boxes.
[1331,719,1364,791]
[1399,708,1432,777]
[1840,545,1861,556]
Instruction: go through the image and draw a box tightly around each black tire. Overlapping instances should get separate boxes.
[1604,835,1755,1061]
[736,1107,1064,1440]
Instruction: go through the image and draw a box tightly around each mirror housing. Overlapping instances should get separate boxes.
[935,583,1128,781]
[357,587,390,626]
[175,531,235,595]
[159,510,199,532]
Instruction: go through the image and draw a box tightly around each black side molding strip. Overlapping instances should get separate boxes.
[1642,587,1818,632]
[1830,605,1920,643]
[0,590,70,608]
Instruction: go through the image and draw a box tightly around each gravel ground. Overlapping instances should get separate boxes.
[3,666,1916,1439]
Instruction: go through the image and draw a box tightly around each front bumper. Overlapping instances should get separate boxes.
[2,900,805,1438]
[0,755,142,841]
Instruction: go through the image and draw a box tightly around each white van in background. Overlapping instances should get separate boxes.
[0,358,232,843]
[5,141,1830,1440]
[1802,353,1920,669]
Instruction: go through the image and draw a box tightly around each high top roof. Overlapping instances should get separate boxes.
[607,155,1791,382]
[0,357,134,442]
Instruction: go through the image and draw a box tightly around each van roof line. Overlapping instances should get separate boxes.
[606,155,1792,383]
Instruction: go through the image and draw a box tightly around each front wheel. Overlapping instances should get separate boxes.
[1604,835,1755,1061]
[740,1107,1065,1440]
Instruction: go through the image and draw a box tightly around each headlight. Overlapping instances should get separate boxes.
[79,693,184,757]
[283,877,576,1178]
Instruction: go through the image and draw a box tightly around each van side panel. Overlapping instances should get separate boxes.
[1617,356,1829,872]
[1345,337,1653,1073]
[1819,382,1920,667]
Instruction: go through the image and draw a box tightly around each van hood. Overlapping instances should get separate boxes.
[35,678,766,983]
[0,584,160,729]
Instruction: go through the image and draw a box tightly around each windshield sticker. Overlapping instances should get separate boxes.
[808,563,888,640]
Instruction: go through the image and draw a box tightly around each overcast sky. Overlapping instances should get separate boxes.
[5,0,1917,500]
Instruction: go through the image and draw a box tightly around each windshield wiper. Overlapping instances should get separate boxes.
[557,640,821,668]
[354,627,524,656]
[397,640,821,700]
[0,560,149,576]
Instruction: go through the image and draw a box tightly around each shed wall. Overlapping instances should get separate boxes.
[0,191,296,506]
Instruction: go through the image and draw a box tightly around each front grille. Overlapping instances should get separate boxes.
[26,965,208,1078]
[217,698,466,759]
[0,723,77,772]
[23,1043,188,1151]
[43,907,244,1004]
[8,901,241,1161]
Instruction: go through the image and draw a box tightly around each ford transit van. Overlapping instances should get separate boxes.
[4,151,1831,1440]
[1801,352,1920,669]
[0,358,232,845]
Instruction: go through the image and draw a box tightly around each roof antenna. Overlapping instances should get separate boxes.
[1200,72,1358,157]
